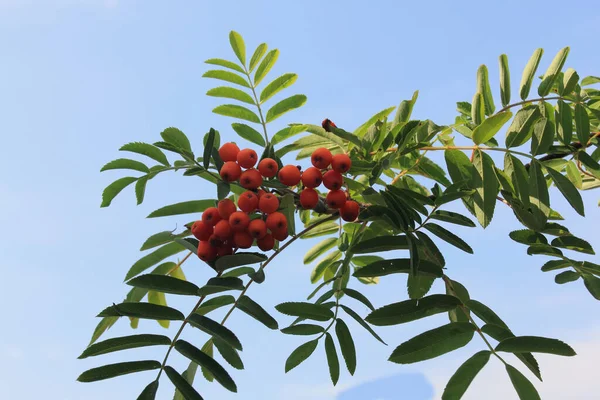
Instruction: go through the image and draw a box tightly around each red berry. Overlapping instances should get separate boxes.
[272,227,289,241]
[311,148,333,169]
[218,142,240,162]
[256,189,267,198]
[213,220,233,241]
[331,153,352,173]
[233,231,253,249]
[278,165,302,186]
[321,119,337,132]
[300,188,319,209]
[266,212,288,233]
[237,148,258,169]
[202,207,222,226]
[216,244,233,257]
[229,211,250,232]
[259,194,280,214]
[323,170,344,190]
[218,199,237,219]
[258,158,279,178]
[326,190,347,209]
[240,169,263,190]
[238,191,259,212]
[301,167,323,188]
[340,200,360,222]
[248,219,267,239]
[197,241,217,262]
[257,233,275,251]
[208,234,223,248]
[219,161,242,182]
[191,220,213,241]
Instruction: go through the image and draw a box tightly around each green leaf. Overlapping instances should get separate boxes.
[228,31,245,65]
[430,210,475,227]
[195,295,235,315]
[164,366,204,400]
[147,200,215,218]
[531,118,555,156]
[342,288,374,311]
[566,161,582,189]
[582,274,600,300]
[466,300,508,329]
[529,160,550,220]
[89,316,118,345]
[351,235,409,254]
[509,229,547,245]
[561,68,579,95]
[442,351,491,400]
[188,314,242,351]
[394,90,419,125]
[213,338,244,370]
[275,302,334,322]
[98,302,185,321]
[120,142,170,166]
[101,158,149,173]
[424,223,473,254]
[77,360,161,382]
[354,106,396,137]
[555,270,580,284]
[175,340,237,392]
[135,176,148,205]
[285,339,318,373]
[237,295,279,329]
[505,105,541,148]
[203,70,249,88]
[101,177,137,207]
[260,73,297,103]
[324,333,340,385]
[471,92,484,125]
[472,151,498,228]
[221,267,256,278]
[271,125,309,145]
[231,123,265,146]
[499,54,511,107]
[125,242,186,281]
[366,295,461,326]
[505,364,541,400]
[335,319,356,375]
[389,323,476,364]
[206,86,254,105]
[301,222,340,239]
[551,236,594,254]
[217,181,230,201]
[137,380,159,400]
[582,75,600,86]
[527,244,563,257]
[557,100,573,144]
[575,103,591,145]
[265,94,307,123]
[538,47,569,97]
[520,48,544,100]
[197,277,244,296]
[78,334,170,359]
[248,43,267,72]
[545,166,585,216]
[477,65,495,115]
[161,127,191,153]
[215,252,267,271]
[541,259,572,272]
[198,341,214,384]
[213,104,260,123]
[281,324,324,335]
[254,49,279,86]
[339,305,386,345]
[304,238,337,265]
[126,274,199,296]
[352,258,442,278]
[496,336,576,356]
[205,58,245,74]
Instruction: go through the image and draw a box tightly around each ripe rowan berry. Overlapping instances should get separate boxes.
[271,227,289,241]
[257,233,275,251]
[213,220,233,241]
[248,219,267,239]
[216,244,233,257]
[191,220,213,241]
[217,199,237,219]
[197,241,217,262]
[229,211,250,232]
[326,189,347,209]
[259,194,279,214]
[258,158,279,178]
[340,200,360,222]
[321,119,337,132]
[208,234,223,248]
[266,212,288,233]
[237,148,258,169]
[311,147,333,169]
[331,153,352,174]
[233,231,253,249]
[323,170,344,190]
[256,189,267,198]
[278,165,301,186]
[239,168,263,190]
[218,142,240,162]
[202,207,221,226]
[301,167,323,188]
[219,161,242,182]
[238,191,259,212]
[300,188,319,209]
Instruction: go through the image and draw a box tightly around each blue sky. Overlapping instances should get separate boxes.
[1,1,599,399]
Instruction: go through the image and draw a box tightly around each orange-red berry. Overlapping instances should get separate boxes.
[301,167,323,188]
[340,200,360,222]
[278,165,302,186]
[191,220,213,241]
[272,227,289,241]
[331,153,352,173]
[248,219,267,239]
[202,207,222,226]
[300,188,319,209]
[323,170,344,190]
[257,189,267,198]
[233,231,253,249]
[218,199,237,219]
[238,191,259,212]
[197,241,217,262]
[321,119,337,132]
[326,190,347,209]
[311,147,333,169]
[259,194,279,214]
[220,161,242,182]
[258,158,279,178]
[213,220,233,241]
[240,168,263,190]
[208,234,223,248]
[237,148,258,169]
[218,142,240,162]
[266,212,288,233]
[229,211,250,232]
[257,233,275,251]
[216,244,233,257]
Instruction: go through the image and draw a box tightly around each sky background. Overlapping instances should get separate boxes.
[1,1,599,399]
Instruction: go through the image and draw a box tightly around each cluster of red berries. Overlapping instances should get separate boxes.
[191,195,289,262]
